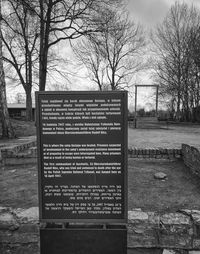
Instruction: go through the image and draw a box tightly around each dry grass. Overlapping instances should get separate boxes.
[11,119,36,137]
[128,124,200,149]
[0,119,36,139]
[1,119,200,150]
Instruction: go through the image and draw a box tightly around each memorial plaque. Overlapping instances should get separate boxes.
[36,91,127,222]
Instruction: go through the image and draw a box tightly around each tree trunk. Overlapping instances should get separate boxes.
[39,0,51,91]
[39,0,45,91]
[0,77,15,138]
[176,89,181,121]
[39,50,48,91]
[25,88,32,121]
[0,1,15,138]
[25,49,33,121]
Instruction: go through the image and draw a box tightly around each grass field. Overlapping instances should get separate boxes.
[128,124,200,148]
[1,120,200,211]
[0,119,36,138]
[1,119,200,149]
[1,120,200,212]
[1,120,200,254]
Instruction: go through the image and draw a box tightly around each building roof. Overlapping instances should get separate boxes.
[7,103,36,109]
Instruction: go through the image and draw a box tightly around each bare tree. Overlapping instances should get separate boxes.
[2,0,112,121]
[73,38,106,90]
[2,0,118,101]
[188,15,200,113]
[37,0,115,91]
[73,7,145,91]
[0,0,15,138]
[151,1,200,121]
[1,0,40,121]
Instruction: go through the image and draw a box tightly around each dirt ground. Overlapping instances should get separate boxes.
[0,163,38,208]
[1,159,200,213]
[128,159,200,212]
[128,124,200,149]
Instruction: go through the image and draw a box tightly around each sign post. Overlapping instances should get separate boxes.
[36,91,128,253]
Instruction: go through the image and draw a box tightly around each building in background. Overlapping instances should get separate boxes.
[7,103,35,120]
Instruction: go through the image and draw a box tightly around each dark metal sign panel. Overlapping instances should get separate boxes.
[36,91,127,222]
[40,227,127,254]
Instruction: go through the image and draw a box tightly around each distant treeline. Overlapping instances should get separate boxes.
[152,2,200,122]
[128,108,200,123]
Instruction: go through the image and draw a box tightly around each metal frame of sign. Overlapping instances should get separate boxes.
[36,91,128,223]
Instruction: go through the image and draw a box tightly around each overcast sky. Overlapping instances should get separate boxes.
[128,0,200,28]
[7,0,200,107]
[125,0,200,109]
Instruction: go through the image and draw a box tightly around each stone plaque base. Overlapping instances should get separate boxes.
[40,225,127,254]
